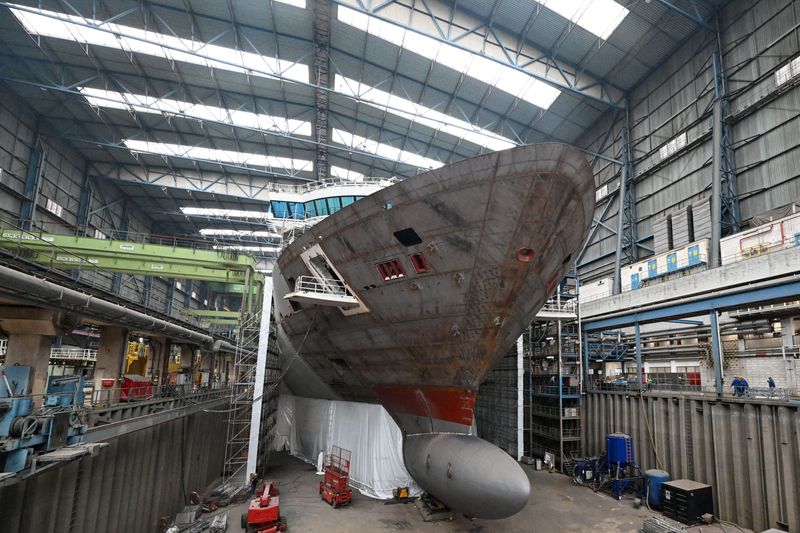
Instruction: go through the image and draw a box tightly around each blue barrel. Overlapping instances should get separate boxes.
[606,433,632,464]
[644,469,670,508]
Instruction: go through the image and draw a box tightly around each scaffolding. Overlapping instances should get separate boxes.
[222,312,261,484]
[524,272,582,471]
[475,344,519,458]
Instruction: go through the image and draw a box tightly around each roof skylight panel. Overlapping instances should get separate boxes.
[334,76,516,152]
[330,166,368,181]
[331,130,443,170]
[540,0,629,40]
[80,88,312,137]
[9,5,308,83]
[123,140,313,173]
[337,6,560,110]
[274,0,306,8]
[180,207,270,219]
[200,229,280,238]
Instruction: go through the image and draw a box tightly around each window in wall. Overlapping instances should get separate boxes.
[596,183,612,202]
[341,196,355,207]
[271,201,289,218]
[305,201,317,218]
[314,199,329,216]
[659,132,687,161]
[327,197,342,214]
[290,202,305,219]
[45,198,63,217]
[776,56,800,87]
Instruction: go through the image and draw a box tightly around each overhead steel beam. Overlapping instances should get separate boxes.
[652,0,713,30]
[332,0,625,109]
[88,161,289,202]
[583,279,800,331]
[0,4,554,159]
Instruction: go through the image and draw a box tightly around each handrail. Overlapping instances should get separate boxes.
[294,275,351,297]
[50,347,98,361]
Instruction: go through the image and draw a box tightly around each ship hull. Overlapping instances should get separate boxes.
[272,143,595,517]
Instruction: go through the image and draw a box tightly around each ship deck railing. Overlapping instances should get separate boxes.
[295,275,352,297]
[535,299,578,320]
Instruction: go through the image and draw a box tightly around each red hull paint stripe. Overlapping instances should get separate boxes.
[373,385,477,426]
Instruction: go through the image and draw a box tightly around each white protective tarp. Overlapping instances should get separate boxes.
[274,393,421,499]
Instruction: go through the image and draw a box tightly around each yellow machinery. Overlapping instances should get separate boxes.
[125,339,151,375]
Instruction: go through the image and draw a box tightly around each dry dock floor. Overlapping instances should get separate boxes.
[218,452,753,533]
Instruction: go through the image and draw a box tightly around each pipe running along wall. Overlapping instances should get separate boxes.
[0,264,235,352]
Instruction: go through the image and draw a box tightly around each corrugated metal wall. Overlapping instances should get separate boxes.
[0,82,206,319]
[578,0,800,281]
[583,392,799,532]
[0,408,228,533]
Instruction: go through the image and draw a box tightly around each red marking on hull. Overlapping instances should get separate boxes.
[373,385,477,426]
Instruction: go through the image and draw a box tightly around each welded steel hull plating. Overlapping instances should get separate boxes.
[273,142,595,519]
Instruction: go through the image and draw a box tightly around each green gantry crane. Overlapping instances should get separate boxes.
[0,228,264,319]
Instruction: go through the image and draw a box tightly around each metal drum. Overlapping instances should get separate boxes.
[644,469,670,508]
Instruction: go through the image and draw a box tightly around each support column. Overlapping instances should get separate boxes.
[781,317,798,390]
[4,335,53,396]
[710,310,724,397]
[613,106,637,295]
[634,322,643,385]
[583,332,590,388]
[0,307,74,397]
[94,326,128,402]
[19,128,44,230]
[180,344,195,388]
[710,34,741,267]
[711,96,722,267]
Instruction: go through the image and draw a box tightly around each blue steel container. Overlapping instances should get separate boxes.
[644,469,670,508]
[606,432,632,464]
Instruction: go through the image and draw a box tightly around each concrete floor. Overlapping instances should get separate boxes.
[217,453,752,533]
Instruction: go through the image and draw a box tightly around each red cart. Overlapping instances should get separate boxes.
[319,446,353,508]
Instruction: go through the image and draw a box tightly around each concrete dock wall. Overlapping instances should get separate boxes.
[0,408,228,533]
[583,391,799,532]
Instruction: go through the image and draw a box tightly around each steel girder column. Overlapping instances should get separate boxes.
[183,280,193,309]
[19,127,44,230]
[634,322,643,385]
[111,202,129,295]
[710,21,741,267]
[709,310,724,397]
[143,276,153,307]
[76,172,93,236]
[612,105,637,294]
[582,333,590,388]
[313,0,331,182]
[165,279,176,315]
